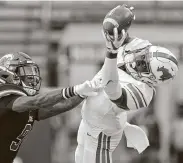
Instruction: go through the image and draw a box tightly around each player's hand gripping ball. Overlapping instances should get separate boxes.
[102,5,135,52]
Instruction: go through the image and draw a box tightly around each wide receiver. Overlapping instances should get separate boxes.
[0,52,102,163]
[75,5,178,163]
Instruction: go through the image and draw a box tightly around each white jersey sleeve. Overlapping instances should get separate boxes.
[124,82,155,110]
[111,82,155,110]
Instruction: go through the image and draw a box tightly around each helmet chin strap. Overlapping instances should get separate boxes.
[21,81,36,96]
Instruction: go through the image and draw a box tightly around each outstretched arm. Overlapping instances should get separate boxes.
[11,80,99,112]
[101,51,122,100]
[37,96,84,120]
[101,28,124,101]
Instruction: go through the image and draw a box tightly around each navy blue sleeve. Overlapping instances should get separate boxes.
[0,94,39,120]
[0,95,21,116]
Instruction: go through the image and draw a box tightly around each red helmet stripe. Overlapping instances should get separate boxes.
[153,52,178,66]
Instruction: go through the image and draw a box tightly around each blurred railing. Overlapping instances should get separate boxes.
[0,1,182,56]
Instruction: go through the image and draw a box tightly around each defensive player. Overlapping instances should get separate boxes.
[0,52,102,163]
[75,5,178,163]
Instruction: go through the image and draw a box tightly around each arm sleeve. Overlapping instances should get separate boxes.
[36,96,83,121]
[111,83,155,110]
[0,95,21,116]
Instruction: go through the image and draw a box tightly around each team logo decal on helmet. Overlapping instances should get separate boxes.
[123,45,178,86]
[157,66,173,81]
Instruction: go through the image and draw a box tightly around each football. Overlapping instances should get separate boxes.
[103,5,135,35]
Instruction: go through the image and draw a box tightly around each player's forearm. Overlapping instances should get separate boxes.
[12,87,80,112]
[102,51,118,83]
[37,96,84,120]
[102,51,122,100]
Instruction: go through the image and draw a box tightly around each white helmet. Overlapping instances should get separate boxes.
[122,45,178,86]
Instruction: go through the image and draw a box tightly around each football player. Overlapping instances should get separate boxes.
[75,5,178,163]
[0,52,102,163]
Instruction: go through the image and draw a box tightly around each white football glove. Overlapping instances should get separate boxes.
[75,79,103,98]
[102,28,127,54]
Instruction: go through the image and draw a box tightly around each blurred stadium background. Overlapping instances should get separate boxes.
[1,1,183,163]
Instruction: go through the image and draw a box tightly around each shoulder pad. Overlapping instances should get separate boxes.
[0,84,27,98]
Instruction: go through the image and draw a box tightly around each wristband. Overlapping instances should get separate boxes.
[61,86,77,99]
[106,51,117,59]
